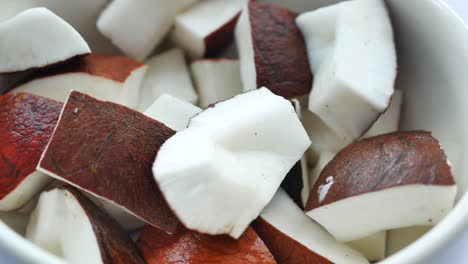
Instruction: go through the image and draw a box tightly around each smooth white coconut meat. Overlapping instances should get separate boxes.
[139,49,197,110]
[309,151,336,186]
[386,226,431,256]
[97,0,196,60]
[347,231,387,262]
[0,8,90,73]
[171,0,244,58]
[254,189,369,263]
[190,59,242,108]
[144,94,202,131]
[296,0,397,139]
[363,90,403,138]
[153,87,310,238]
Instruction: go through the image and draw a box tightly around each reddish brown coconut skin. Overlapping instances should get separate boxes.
[306,131,456,211]
[281,162,304,209]
[51,183,146,264]
[0,93,62,199]
[137,225,276,264]
[39,91,179,233]
[205,12,241,57]
[248,2,312,98]
[252,217,333,264]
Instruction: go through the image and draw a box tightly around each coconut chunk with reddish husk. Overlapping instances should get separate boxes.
[153,88,310,238]
[296,0,396,139]
[347,232,386,262]
[305,131,457,242]
[191,59,242,108]
[11,54,147,108]
[26,183,145,264]
[235,1,312,98]
[363,90,403,138]
[0,93,62,211]
[137,225,275,264]
[144,94,201,131]
[97,0,196,60]
[252,188,368,264]
[0,8,90,73]
[171,0,244,59]
[37,91,179,233]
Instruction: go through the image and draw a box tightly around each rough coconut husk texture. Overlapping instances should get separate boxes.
[306,131,456,210]
[137,225,276,264]
[205,12,241,57]
[249,2,312,98]
[281,161,304,209]
[39,91,179,233]
[0,93,62,199]
[252,217,333,264]
[51,182,146,264]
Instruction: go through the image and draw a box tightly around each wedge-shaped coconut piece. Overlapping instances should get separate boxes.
[363,90,403,138]
[137,225,275,263]
[38,91,179,233]
[139,49,197,110]
[0,93,62,211]
[191,59,242,108]
[11,54,146,108]
[347,232,386,262]
[305,131,457,242]
[253,189,368,264]
[144,94,202,131]
[0,8,90,73]
[97,0,196,60]
[153,87,310,238]
[296,0,397,139]
[171,0,243,58]
[235,2,312,98]
[26,183,145,264]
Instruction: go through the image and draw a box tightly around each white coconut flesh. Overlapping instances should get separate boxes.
[191,59,242,108]
[234,3,256,92]
[309,151,336,186]
[144,94,202,131]
[153,87,310,238]
[296,0,397,139]
[363,90,403,138]
[386,226,431,256]
[97,0,196,60]
[347,231,387,262]
[171,0,244,58]
[0,7,90,73]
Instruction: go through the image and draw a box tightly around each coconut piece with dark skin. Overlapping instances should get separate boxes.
[37,91,179,233]
[137,225,276,264]
[0,93,62,211]
[235,1,312,98]
[305,131,457,242]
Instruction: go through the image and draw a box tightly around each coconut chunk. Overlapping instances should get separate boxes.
[305,131,457,242]
[363,90,403,138]
[296,0,397,139]
[190,59,242,108]
[235,1,312,98]
[153,87,310,238]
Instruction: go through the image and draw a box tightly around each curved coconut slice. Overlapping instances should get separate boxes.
[153,87,310,238]
[0,93,62,211]
[137,225,275,263]
[139,49,197,111]
[11,54,146,108]
[171,0,244,58]
[144,94,202,131]
[296,0,397,139]
[347,232,386,262]
[97,0,196,60]
[191,59,242,108]
[363,90,403,138]
[253,189,369,264]
[305,131,457,242]
[26,183,145,264]
[0,7,90,73]
[37,91,179,233]
[235,1,312,98]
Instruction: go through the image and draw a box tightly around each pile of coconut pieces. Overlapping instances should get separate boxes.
[0,0,457,263]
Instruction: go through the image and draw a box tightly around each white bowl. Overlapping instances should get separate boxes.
[1,0,468,263]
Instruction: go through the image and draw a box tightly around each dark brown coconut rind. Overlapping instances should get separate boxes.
[38,91,179,233]
[51,183,146,264]
[281,162,304,209]
[205,12,241,58]
[137,225,276,264]
[0,93,62,199]
[249,2,312,98]
[252,217,333,264]
[306,131,456,211]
